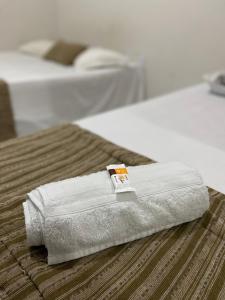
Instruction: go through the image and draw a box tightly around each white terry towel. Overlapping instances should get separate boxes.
[23,162,209,265]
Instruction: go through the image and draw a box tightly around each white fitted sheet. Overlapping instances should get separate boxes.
[77,84,225,194]
[0,52,144,135]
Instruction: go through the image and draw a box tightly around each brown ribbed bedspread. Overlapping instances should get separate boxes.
[0,124,225,300]
[0,80,16,142]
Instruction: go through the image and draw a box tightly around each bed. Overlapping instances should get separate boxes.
[0,123,225,299]
[77,83,225,195]
[1,83,225,299]
[0,51,144,136]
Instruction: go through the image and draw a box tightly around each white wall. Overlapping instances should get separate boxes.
[0,0,58,51]
[57,0,225,97]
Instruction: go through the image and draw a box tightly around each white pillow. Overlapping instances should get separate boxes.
[74,47,131,70]
[19,40,55,58]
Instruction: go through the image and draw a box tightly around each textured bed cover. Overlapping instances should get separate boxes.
[77,84,225,194]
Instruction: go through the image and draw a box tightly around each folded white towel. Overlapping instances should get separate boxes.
[23,162,209,265]
[204,71,225,96]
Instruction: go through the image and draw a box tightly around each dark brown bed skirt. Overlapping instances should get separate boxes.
[0,80,16,142]
[0,124,224,299]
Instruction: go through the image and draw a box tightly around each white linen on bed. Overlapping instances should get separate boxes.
[0,52,144,136]
[77,84,225,195]
[23,162,209,265]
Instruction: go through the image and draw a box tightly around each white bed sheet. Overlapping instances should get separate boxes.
[0,52,144,135]
[77,84,225,194]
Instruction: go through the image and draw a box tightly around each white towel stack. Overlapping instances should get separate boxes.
[23,162,209,265]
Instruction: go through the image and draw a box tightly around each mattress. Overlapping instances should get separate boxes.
[77,84,225,194]
[0,52,144,136]
[0,124,225,299]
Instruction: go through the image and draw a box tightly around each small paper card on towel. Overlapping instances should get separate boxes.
[107,164,136,193]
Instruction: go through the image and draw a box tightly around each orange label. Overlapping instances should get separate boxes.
[115,168,128,174]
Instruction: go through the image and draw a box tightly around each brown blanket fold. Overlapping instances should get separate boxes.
[0,80,16,142]
[0,124,225,300]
